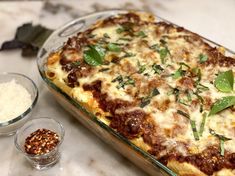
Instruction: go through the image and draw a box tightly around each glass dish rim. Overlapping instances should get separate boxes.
[14,117,65,158]
[0,72,39,127]
[37,9,235,176]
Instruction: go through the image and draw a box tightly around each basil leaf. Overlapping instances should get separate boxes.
[198,53,208,63]
[83,45,106,66]
[215,70,234,92]
[107,43,121,52]
[209,96,235,116]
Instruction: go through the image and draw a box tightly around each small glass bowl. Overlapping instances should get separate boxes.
[14,117,65,170]
[0,72,38,136]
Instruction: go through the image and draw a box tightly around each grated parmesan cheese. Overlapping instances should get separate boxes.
[0,80,32,123]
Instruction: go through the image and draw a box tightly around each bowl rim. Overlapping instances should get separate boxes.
[14,117,65,158]
[0,72,39,127]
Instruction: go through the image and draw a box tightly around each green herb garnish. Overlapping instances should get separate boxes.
[116,27,125,34]
[140,88,160,108]
[177,110,199,140]
[149,44,159,51]
[137,61,146,74]
[209,129,231,156]
[152,63,164,74]
[99,68,110,72]
[107,43,121,52]
[103,33,110,38]
[122,52,136,58]
[136,31,147,38]
[83,45,106,66]
[119,37,132,41]
[209,96,235,116]
[198,53,208,63]
[199,112,207,136]
[159,47,170,64]
[70,61,81,67]
[112,75,135,89]
[214,70,234,93]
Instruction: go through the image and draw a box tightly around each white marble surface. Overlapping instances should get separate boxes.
[0,0,235,176]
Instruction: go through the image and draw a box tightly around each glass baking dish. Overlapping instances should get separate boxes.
[37,10,235,176]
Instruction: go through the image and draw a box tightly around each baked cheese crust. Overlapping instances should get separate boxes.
[46,12,235,176]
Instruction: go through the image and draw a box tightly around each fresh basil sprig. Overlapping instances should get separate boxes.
[83,45,106,66]
[209,96,235,116]
[215,70,234,93]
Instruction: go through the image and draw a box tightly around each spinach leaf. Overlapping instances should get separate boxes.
[83,45,106,66]
[209,96,235,116]
[215,70,234,92]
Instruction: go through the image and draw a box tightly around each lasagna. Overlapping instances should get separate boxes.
[46,12,235,176]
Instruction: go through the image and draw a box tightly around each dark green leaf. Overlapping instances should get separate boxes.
[83,45,106,66]
[215,70,234,92]
[99,68,110,72]
[137,61,146,74]
[107,43,121,52]
[151,88,160,97]
[209,96,235,116]
[177,110,190,119]
[119,37,132,41]
[149,44,159,51]
[198,53,208,63]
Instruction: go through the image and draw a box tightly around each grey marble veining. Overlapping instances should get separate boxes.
[0,0,235,176]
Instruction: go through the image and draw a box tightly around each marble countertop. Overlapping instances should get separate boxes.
[0,0,234,176]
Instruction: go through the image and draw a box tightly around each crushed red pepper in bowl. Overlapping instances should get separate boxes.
[25,128,60,155]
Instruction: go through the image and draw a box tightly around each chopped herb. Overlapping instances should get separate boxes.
[198,53,208,63]
[209,96,235,116]
[197,83,209,92]
[177,110,199,140]
[152,63,164,74]
[186,90,192,102]
[177,110,190,119]
[88,34,96,38]
[173,88,180,101]
[159,39,167,45]
[113,76,135,89]
[214,70,234,93]
[107,43,121,52]
[178,99,190,106]
[199,113,207,136]
[149,44,159,51]
[70,61,80,67]
[159,47,170,64]
[99,68,110,72]
[140,88,160,108]
[192,67,201,83]
[112,75,123,83]
[136,31,147,38]
[103,33,110,38]
[209,129,231,156]
[179,62,190,68]
[119,37,132,41]
[83,45,106,66]
[116,27,125,33]
[122,52,136,58]
[137,61,146,74]
[172,63,188,79]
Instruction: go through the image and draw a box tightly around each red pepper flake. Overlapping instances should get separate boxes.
[24,129,60,155]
